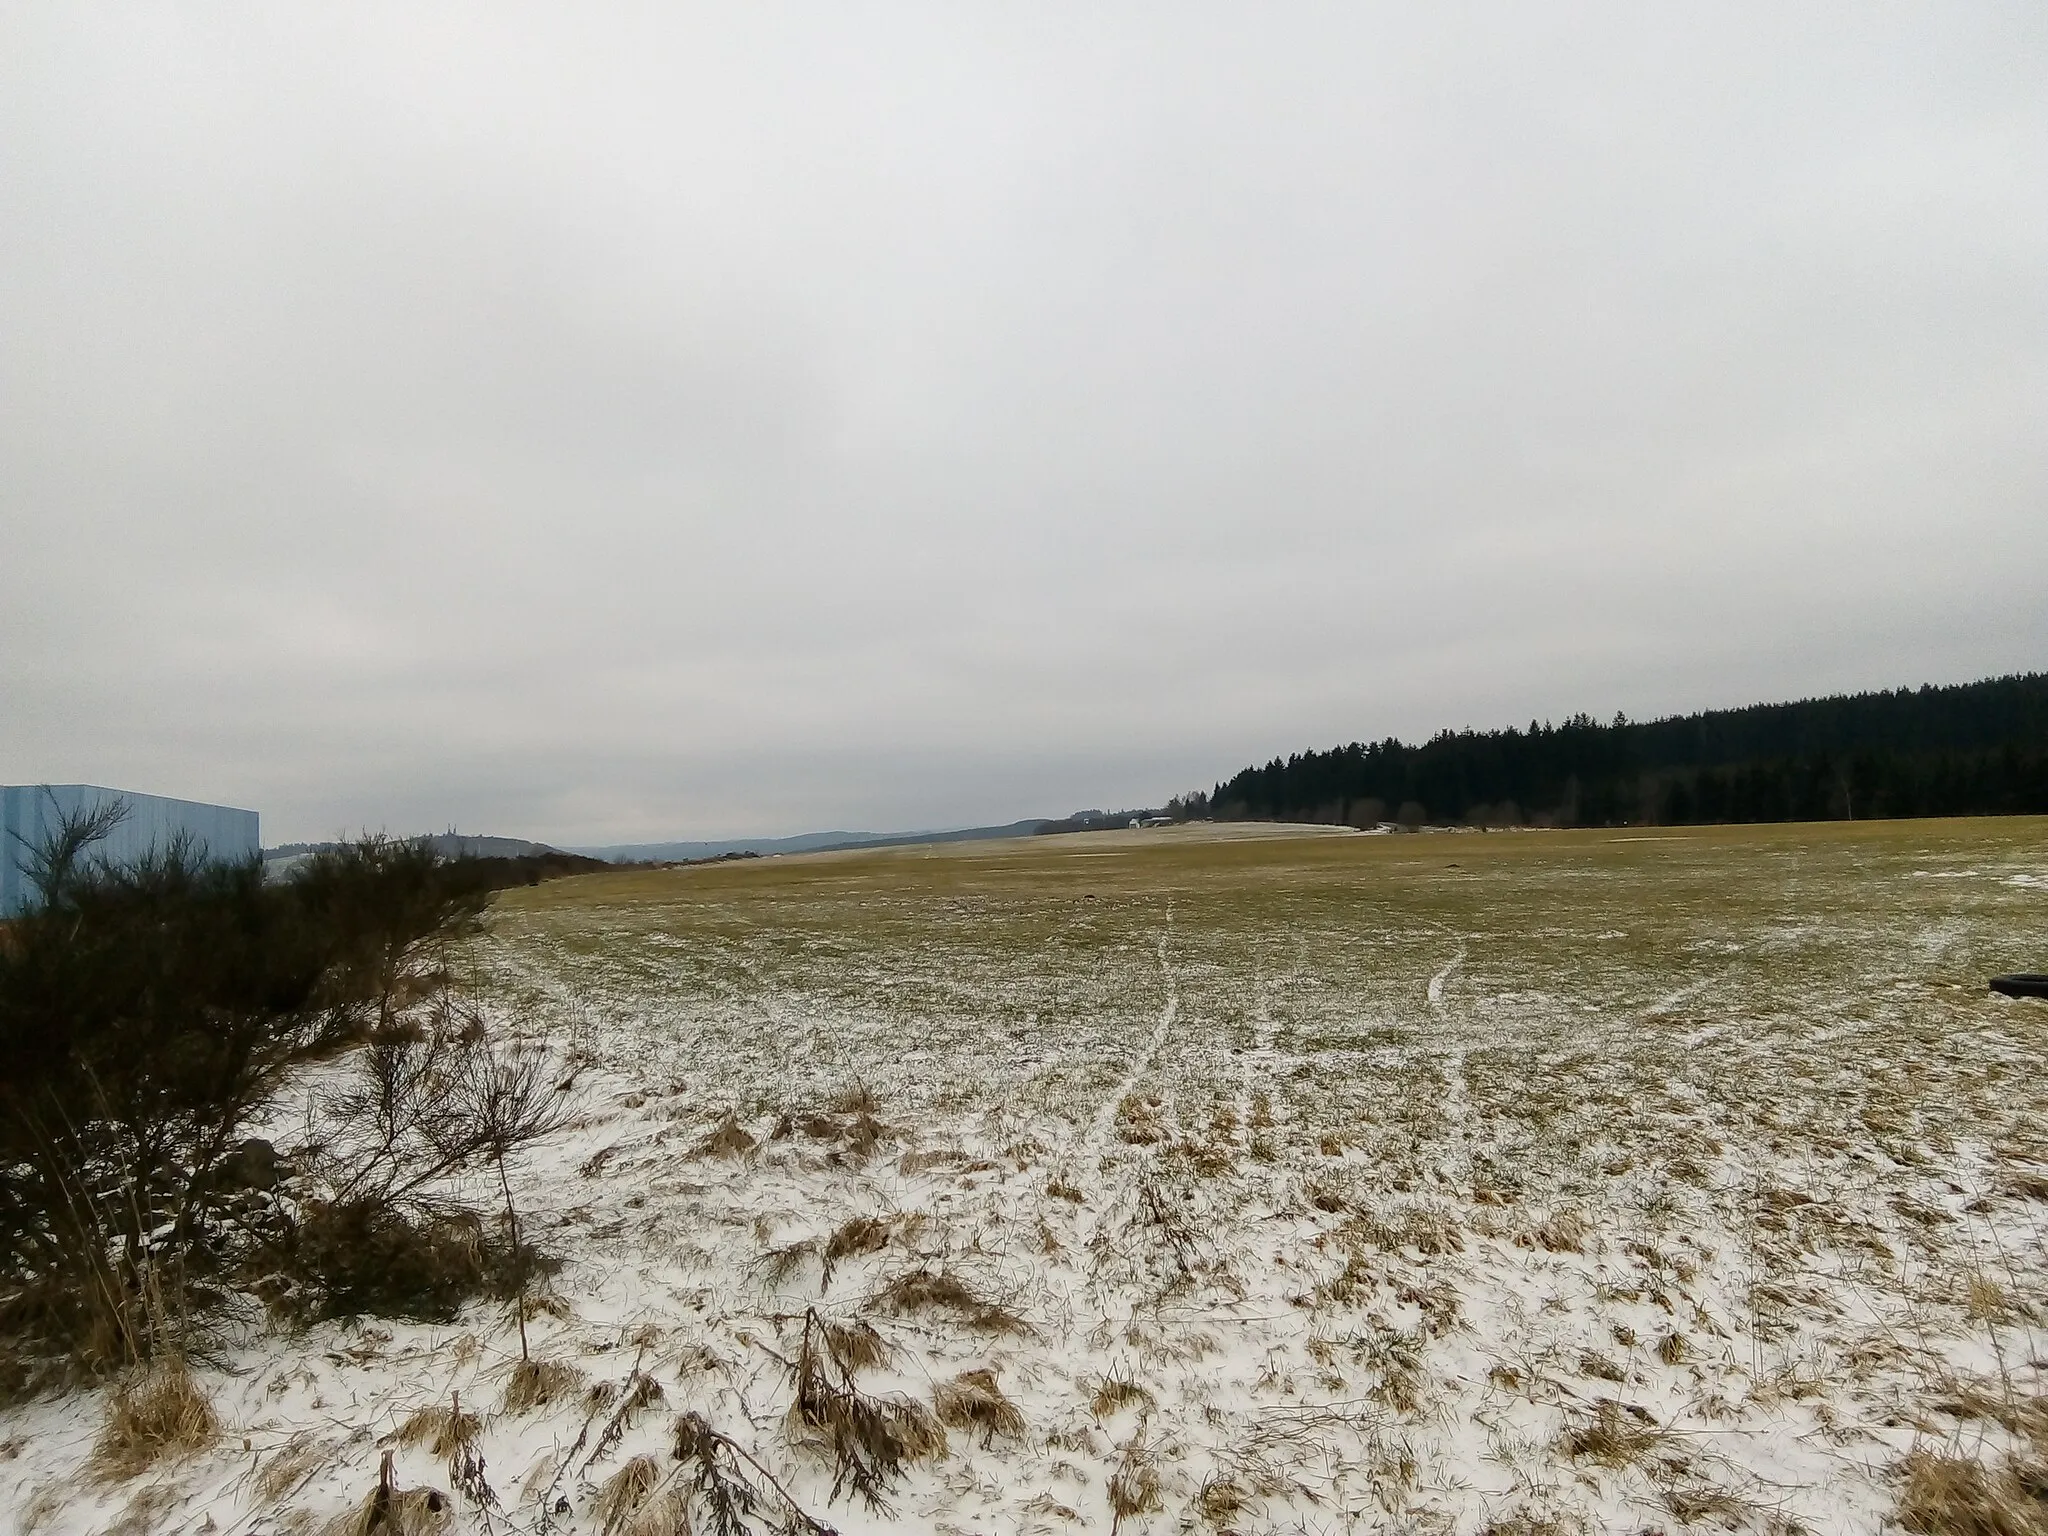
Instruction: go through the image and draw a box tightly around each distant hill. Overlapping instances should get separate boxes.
[573,819,1050,864]
[1201,672,2048,829]
[264,833,563,862]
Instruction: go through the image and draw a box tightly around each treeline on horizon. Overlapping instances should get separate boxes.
[1182,672,2048,830]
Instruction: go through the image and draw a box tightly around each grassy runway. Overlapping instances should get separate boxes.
[452,817,2048,1533]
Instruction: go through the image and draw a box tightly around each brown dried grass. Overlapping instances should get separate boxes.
[393,1396,481,1459]
[1090,1371,1156,1420]
[503,1357,586,1414]
[93,1359,220,1479]
[1557,1398,1667,1469]
[698,1112,757,1159]
[1108,1435,1164,1533]
[256,1434,336,1504]
[594,1455,686,1536]
[873,1268,1030,1335]
[323,1451,454,1536]
[932,1367,1026,1447]
[1897,1450,2048,1536]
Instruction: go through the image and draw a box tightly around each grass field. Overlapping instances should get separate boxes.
[10,818,2048,1534]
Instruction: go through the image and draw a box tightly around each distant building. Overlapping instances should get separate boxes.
[0,784,260,917]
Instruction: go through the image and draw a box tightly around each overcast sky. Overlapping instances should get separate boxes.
[3,5,2044,845]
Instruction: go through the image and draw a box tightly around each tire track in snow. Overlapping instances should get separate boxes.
[1426,938,1471,1143]
[1083,919,1179,1156]
[1427,945,1465,1009]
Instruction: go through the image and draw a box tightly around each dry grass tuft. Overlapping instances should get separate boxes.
[819,1317,892,1373]
[2002,1171,2048,1203]
[1108,1435,1164,1532]
[1346,1203,1464,1257]
[874,1267,1030,1334]
[393,1397,482,1459]
[93,1359,220,1479]
[1195,1474,1250,1525]
[503,1357,586,1414]
[933,1367,1026,1447]
[757,1237,824,1290]
[826,1080,879,1115]
[1091,1370,1156,1420]
[594,1454,685,1536]
[824,1215,896,1266]
[257,1435,337,1504]
[1897,1450,2048,1536]
[1115,1093,1166,1145]
[1557,1399,1667,1469]
[323,1451,453,1536]
[698,1111,757,1159]
[1966,1276,2013,1323]
[1521,1209,1591,1254]
[1478,1509,1588,1536]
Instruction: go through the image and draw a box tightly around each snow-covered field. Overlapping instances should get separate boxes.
[8,818,2048,1535]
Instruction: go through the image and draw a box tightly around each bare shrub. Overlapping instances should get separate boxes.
[266,1200,538,1325]
[0,825,492,1383]
[581,1362,667,1473]
[672,1411,835,1536]
[787,1308,946,1512]
[277,1003,567,1330]
[93,1357,219,1479]
[933,1367,1025,1447]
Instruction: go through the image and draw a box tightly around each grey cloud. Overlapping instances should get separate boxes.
[3,5,2043,842]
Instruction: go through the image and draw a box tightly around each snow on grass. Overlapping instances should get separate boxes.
[5,818,2048,1534]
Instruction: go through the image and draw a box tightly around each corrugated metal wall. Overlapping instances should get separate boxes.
[0,784,260,916]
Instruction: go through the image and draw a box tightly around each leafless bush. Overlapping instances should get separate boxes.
[266,1004,567,1325]
[672,1410,836,1536]
[787,1308,946,1512]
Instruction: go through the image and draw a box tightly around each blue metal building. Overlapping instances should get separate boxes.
[0,784,260,917]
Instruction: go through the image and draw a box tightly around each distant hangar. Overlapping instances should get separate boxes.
[0,783,260,917]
